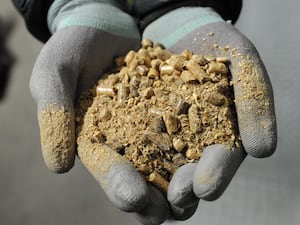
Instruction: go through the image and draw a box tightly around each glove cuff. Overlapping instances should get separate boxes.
[143,7,223,49]
[48,0,139,39]
[128,0,242,31]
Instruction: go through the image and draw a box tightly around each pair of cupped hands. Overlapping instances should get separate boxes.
[30,2,276,225]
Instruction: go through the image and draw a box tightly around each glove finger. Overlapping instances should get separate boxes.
[193,144,246,201]
[192,22,277,158]
[168,163,198,208]
[77,140,149,212]
[229,47,277,158]
[30,31,80,173]
[167,163,199,221]
[135,185,169,225]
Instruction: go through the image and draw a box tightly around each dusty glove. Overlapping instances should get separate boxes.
[30,1,168,224]
[143,7,277,220]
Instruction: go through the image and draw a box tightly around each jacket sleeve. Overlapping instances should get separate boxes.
[129,0,243,31]
[12,0,54,42]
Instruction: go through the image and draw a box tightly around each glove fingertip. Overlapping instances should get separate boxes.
[243,133,277,158]
[106,164,149,212]
[168,163,198,208]
[241,120,277,158]
[170,201,199,221]
[193,184,223,201]
[192,172,224,201]
[42,145,75,173]
[135,185,169,225]
[193,144,246,201]
[76,139,149,212]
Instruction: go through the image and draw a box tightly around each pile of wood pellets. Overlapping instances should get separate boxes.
[76,39,240,193]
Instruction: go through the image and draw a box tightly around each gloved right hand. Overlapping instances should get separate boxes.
[30,1,169,224]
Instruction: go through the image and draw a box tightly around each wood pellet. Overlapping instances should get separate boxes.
[75,39,241,193]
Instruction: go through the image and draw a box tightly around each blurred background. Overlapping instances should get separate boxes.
[0,0,299,224]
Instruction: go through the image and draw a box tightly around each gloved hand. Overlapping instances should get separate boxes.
[143,7,277,220]
[30,1,169,224]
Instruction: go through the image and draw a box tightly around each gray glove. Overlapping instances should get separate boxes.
[30,1,169,224]
[143,7,277,220]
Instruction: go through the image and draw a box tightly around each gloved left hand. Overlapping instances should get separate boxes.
[143,6,277,221]
[30,1,169,224]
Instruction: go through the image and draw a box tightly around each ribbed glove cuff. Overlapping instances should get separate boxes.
[48,0,139,39]
[143,7,223,48]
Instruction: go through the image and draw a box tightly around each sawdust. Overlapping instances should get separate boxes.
[234,57,270,115]
[38,105,75,173]
[76,140,129,188]
[75,40,241,192]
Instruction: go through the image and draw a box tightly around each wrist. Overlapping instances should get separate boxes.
[143,7,224,49]
[48,0,139,39]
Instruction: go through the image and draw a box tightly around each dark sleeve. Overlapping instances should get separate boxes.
[129,0,242,31]
[12,0,54,42]
[0,19,15,100]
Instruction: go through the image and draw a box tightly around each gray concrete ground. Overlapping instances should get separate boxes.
[0,0,299,225]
